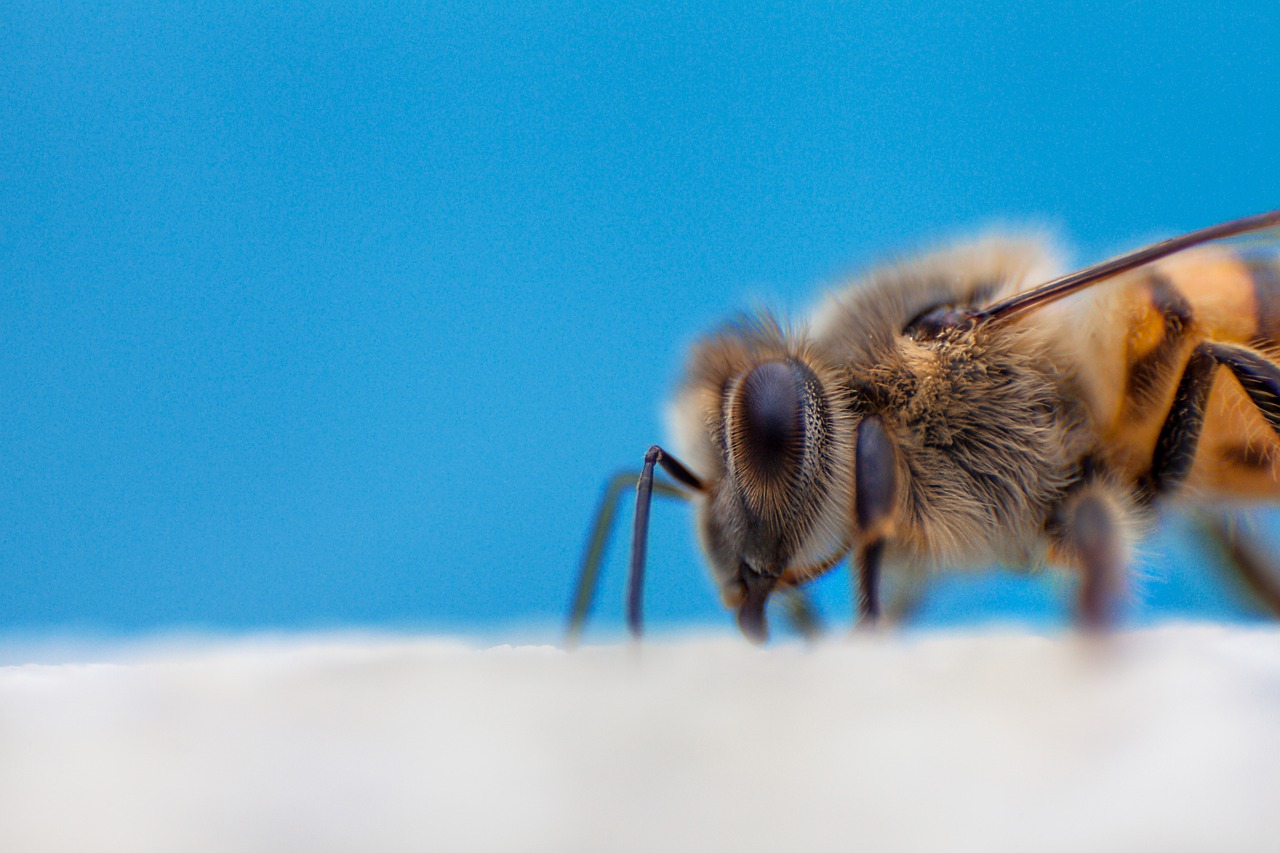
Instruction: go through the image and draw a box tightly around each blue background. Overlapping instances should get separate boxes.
[4,2,1279,641]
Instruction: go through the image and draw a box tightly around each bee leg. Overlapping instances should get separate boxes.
[856,541,885,623]
[884,568,929,624]
[626,446,706,640]
[1143,341,1280,502]
[565,471,686,647]
[1127,341,1280,623]
[854,416,897,626]
[1141,343,1219,500]
[778,587,825,641]
[1205,343,1280,436]
[1056,484,1129,630]
[1195,513,1280,618]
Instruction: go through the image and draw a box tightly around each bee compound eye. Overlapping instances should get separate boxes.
[741,362,802,450]
[732,361,810,484]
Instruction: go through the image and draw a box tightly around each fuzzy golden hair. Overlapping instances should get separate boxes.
[808,237,1090,568]
[657,221,1280,626]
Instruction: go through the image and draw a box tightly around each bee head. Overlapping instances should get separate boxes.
[671,323,852,641]
[723,359,826,550]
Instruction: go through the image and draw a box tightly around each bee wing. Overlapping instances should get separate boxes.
[977,210,1280,324]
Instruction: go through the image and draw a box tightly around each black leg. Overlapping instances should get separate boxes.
[1106,339,1280,629]
[854,416,897,625]
[857,541,884,623]
[565,471,685,647]
[1144,341,1280,502]
[1209,344,1280,435]
[1058,488,1126,630]
[627,445,705,640]
[1144,345,1218,499]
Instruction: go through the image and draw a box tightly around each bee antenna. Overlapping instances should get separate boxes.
[628,445,704,639]
[975,209,1280,323]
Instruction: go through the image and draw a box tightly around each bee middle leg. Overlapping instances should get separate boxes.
[566,467,687,647]
[777,587,825,640]
[1053,480,1131,630]
[1049,342,1224,627]
[1195,513,1280,618]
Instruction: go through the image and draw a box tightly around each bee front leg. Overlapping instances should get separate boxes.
[627,446,706,640]
[566,470,687,647]
[856,541,885,624]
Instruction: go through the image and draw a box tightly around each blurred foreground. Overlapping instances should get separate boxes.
[1,625,1278,852]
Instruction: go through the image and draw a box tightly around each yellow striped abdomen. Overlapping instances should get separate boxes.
[1071,246,1280,499]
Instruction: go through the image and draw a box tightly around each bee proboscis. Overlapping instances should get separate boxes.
[568,211,1280,643]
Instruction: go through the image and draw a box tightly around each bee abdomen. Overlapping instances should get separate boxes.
[1100,248,1280,497]
[1117,249,1261,424]
[1124,274,1194,409]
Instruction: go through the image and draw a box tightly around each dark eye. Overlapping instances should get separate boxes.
[741,363,802,456]
[730,361,807,484]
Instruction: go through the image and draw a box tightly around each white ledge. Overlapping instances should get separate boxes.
[1,623,1278,852]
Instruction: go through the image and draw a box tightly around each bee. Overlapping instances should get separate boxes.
[568,211,1280,644]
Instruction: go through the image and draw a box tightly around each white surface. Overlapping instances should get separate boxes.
[1,624,1279,853]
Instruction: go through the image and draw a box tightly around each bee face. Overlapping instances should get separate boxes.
[670,325,854,637]
[706,359,827,566]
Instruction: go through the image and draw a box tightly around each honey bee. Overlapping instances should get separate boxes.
[568,211,1280,644]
